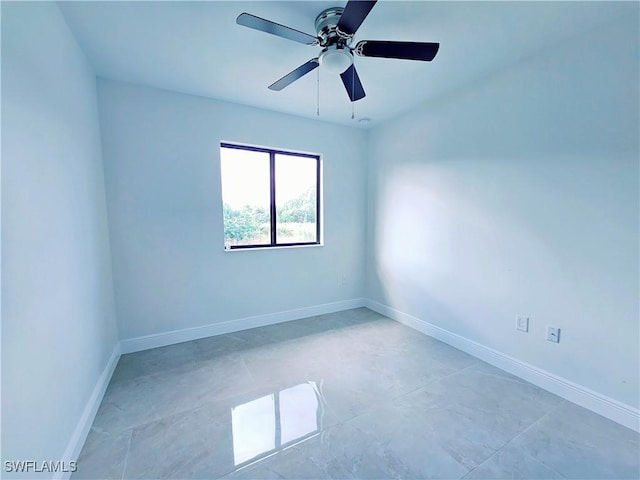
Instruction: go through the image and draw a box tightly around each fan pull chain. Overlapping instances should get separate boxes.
[316,65,320,117]
[351,64,355,120]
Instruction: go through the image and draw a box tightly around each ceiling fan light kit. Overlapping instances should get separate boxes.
[319,46,353,74]
[236,0,439,105]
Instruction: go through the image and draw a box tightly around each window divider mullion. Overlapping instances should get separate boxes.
[316,156,320,244]
[270,152,277,246]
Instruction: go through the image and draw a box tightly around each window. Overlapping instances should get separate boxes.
[220,143,321,249]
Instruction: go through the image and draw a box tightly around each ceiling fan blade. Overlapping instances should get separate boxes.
[337,1,377,36]
[269,59,320,91]
[340,64,366,102]
[355,40,440,61]
[237,13,318,45]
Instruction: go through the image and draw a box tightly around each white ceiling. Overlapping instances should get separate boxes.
[58,1,629,128]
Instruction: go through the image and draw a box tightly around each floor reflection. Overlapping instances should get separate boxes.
[231,381,324,466]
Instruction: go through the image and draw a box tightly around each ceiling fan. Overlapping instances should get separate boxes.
[236,0,439,102]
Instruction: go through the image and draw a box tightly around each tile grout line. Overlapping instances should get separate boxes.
[324,361,481,429]
[469,368,533,385]
[517,444,568,479]
[120,429,133,480]
[510,398,570,479]
[105,351,261,438]
[239,355,257,386]
[461,399,568,479]
[419,361,480,388]
[107,362,287,450]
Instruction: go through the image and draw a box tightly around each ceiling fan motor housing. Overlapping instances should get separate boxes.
[314,7,345,40]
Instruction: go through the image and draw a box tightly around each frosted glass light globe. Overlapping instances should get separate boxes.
[319,47,353,73]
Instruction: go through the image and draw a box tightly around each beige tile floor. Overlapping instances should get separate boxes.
[73,308,640,479]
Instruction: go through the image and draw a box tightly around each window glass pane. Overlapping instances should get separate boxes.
[275,154,317,244]
[231,394,275,465]
[221,147,271,247]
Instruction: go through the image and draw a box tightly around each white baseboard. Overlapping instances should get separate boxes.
[55,343,121,480]
[120,298,366,354]
[365,299,640,433]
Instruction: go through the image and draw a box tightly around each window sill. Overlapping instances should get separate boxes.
[223,243,324,252]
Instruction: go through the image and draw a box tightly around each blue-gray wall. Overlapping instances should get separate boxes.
[365,9,639,408]
[96,79,367,341]
[1,2,118,475]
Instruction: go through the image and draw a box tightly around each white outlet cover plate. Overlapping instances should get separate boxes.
[516,316,529,332]
[547,326,561,343]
